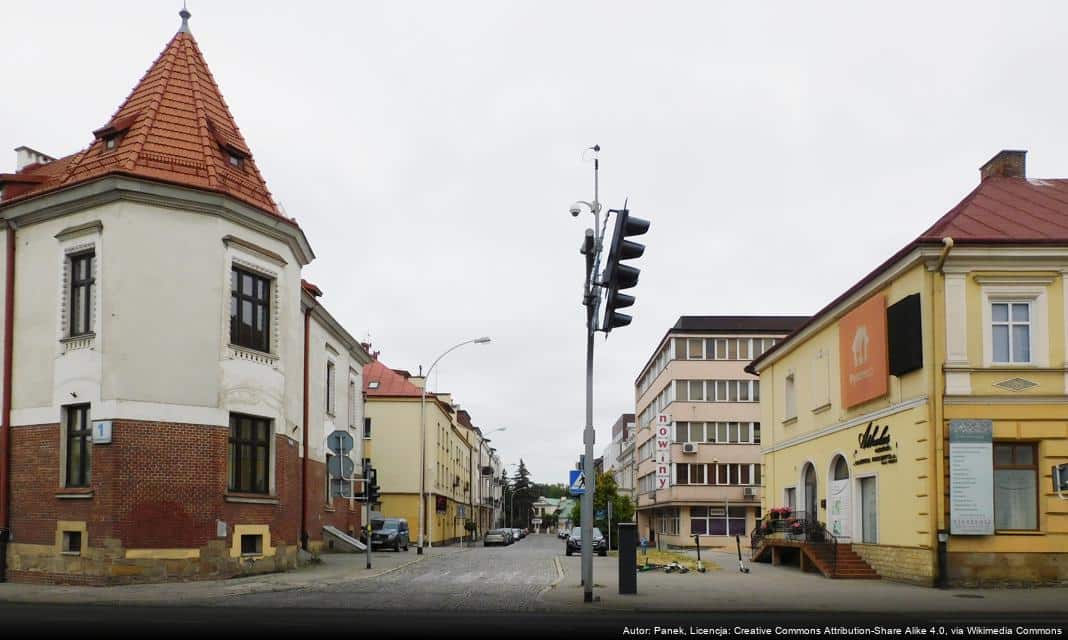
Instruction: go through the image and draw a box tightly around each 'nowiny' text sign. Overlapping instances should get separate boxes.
[655,414,672,490]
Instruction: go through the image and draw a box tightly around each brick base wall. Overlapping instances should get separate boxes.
[948,552,1068,587]
[851,544,936,586]
[7,420,311,584]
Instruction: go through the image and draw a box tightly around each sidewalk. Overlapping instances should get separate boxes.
[539,548,1068,615]
[0,546,467,606]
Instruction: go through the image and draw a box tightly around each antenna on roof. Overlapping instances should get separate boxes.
[179,3,192,34]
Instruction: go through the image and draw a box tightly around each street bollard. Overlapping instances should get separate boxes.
[618,522,637,595]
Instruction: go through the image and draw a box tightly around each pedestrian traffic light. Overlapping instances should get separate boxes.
[601,208,649,332]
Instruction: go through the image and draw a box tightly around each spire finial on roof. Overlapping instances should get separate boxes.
[179,3,192,33]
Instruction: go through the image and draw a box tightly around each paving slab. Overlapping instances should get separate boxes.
[539,548,1068,615]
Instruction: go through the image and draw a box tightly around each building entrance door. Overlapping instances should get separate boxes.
[860,476,878,544]
[803,464,817,520]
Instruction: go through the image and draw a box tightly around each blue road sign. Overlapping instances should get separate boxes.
[569,469,586,495]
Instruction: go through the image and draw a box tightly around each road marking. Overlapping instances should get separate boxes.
[536,556,565,601]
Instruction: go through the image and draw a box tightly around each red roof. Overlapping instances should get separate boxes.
[748,151,1068,374]
[919,176,1068,243]
[1,16,286,221]
[363,360,425,398]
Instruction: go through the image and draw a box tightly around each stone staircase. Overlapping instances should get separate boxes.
[803,543,880,579]
[751,538,880,580]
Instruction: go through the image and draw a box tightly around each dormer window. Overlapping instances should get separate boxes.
[93,113,138,153]
[228,153,243,168]
[368,381,380,389]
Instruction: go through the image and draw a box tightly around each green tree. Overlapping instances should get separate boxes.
[569,472,635,547]
[511,459,535,527]
[531,482,568,499]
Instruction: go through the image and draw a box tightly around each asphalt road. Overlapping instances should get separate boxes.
[222,530,562,612]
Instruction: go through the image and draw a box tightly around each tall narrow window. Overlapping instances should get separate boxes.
[69,252,95,337]
[994,443,1037,530]
[737,338,750,360]
[65,404,91,488]
[230,267,271,353]
[348,379,357,427]
[784,373,796,419]
[992,302,1031,363]
[229,413,271,494]
[326,361,336,415]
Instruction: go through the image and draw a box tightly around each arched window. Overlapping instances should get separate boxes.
[832,455,849,481]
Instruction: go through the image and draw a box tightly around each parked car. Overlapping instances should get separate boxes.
[565,526,606,556]
[483,528,511,546]
[511,528,524,540]
[361,517,410,551]
[557,528,569,539]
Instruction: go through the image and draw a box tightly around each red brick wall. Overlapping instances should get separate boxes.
[308,459,364,538]
[9,420,303,554]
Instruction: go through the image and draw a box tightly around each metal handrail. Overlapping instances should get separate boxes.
[750,511,839,575]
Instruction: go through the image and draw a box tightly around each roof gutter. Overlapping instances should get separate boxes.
[0,222,15,581]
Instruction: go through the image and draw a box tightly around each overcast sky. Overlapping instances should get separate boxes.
[4,1,1067,487]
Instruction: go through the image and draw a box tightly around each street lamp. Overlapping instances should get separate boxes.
[477,428,506,537]
[418,336,491,555]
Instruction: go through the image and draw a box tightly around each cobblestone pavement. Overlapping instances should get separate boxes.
[221,532,562,611]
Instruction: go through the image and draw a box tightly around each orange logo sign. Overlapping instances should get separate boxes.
[839,294,888,408]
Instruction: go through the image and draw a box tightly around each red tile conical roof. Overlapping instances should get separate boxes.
[1,12,285,219]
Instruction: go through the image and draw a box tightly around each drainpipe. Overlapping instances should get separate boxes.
[301,304,311,551]
[934,236,953,587]
[0,223,15,581]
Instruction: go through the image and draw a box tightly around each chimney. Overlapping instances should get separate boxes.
[409,375,426,389]
[980,150,1026,182]
[14,146,56,171]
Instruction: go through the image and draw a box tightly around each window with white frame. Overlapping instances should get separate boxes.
[991,301,1031,364]
[690,505,747,536]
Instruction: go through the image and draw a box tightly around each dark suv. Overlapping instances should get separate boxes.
[565,526,606,556]
[362,518,410,551]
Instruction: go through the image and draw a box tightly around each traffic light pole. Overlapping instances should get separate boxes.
[582,231,596,604]
[573,145,646,604]
[577,145,601,605]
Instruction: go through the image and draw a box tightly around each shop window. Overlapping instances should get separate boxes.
[994,443,1037,531]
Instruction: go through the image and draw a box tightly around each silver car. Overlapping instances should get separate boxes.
[484,528,510,546]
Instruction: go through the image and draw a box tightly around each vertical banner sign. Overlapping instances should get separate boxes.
[838,294,889,409]
[949,420,994,535]
[828,479,850,538]
[655,414,672,490]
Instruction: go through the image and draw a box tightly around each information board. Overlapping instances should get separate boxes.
[655,414,672,490]
[949,419,994,535]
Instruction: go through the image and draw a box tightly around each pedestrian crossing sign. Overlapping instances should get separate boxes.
[569,470,586,495]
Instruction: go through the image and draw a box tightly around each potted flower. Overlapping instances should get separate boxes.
[770,506,792,520]
[788,518,805,536]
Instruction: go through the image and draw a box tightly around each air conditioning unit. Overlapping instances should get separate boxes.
[743,487,757,498]
[682,442,698,454]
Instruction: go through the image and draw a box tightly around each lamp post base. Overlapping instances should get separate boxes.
[417,545,424,555]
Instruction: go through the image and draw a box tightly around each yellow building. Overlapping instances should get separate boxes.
[748,150,1068,586]
[362,354,478,547]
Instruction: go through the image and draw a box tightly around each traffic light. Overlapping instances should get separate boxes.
[601,208,649,332]
[366,466,380,504]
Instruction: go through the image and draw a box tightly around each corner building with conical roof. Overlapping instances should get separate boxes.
[0,10,372,583]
